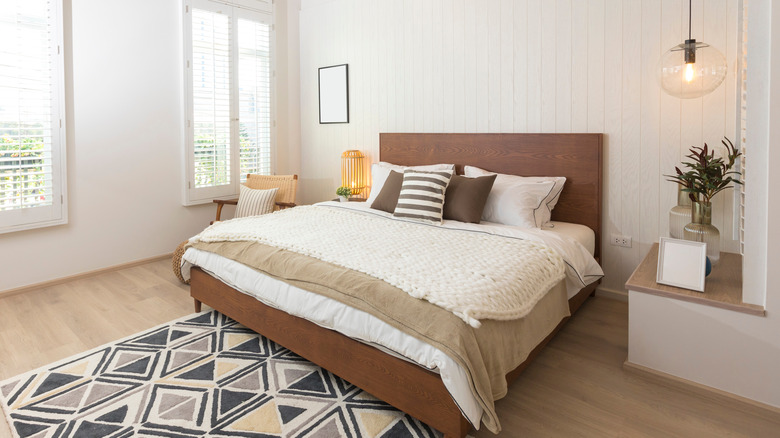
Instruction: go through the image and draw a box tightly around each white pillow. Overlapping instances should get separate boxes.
[464,166,566,228]
[366,162,455,205]
[235,186,279,218]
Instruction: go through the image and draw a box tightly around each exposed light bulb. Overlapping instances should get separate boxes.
[684,63,695,82]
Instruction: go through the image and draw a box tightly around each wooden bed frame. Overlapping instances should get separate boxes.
[190,133,603,437]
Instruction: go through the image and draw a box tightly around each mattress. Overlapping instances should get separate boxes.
[547,221,596,256]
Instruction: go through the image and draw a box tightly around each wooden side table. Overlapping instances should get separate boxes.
[625,243,761,316]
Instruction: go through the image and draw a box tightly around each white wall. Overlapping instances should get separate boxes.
[0,0,299,293]
[0,0,213,292]
[297,0,741,294]
[628,0,780,409]
[275,0,303,179]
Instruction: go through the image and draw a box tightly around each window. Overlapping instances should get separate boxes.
[0,0,67,233]
[183,0,274,204]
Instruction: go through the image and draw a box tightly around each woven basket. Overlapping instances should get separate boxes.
[172,240,190,285]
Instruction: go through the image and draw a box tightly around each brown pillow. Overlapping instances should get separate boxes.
[370,170,404,213]
[443,174,497,223]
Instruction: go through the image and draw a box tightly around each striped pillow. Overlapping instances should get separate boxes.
[235,186,278,218]
[393,169,453,223]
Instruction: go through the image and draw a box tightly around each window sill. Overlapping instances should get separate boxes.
[625,243,765,317]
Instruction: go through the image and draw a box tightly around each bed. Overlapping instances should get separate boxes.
[183,133,603,437]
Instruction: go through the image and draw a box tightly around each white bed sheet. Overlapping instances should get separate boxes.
[547,221,596,256]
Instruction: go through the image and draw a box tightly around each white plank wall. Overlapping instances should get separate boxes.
[298,0,740,294]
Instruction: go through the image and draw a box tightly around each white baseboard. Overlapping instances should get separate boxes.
[596,286,628,302]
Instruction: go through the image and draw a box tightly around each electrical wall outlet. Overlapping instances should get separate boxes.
[610,234,633,248]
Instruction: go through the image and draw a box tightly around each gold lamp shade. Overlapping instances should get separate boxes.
[341,150,366,196]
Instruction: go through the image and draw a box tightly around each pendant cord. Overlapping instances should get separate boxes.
[688,0,692,40]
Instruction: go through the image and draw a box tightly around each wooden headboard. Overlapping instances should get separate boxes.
[379,133,603,259]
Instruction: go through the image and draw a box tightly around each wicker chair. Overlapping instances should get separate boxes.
[212,174,298,223]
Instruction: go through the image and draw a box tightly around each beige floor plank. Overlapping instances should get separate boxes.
[1,259,779,437]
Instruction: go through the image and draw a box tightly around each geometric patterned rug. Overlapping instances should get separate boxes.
[0,311,441,438]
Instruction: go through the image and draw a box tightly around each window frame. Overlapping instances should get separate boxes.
[182,0,275,205]
[0,0,68,234]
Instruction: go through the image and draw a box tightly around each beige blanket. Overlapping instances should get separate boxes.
[189,206,566,328]
[184,240,570,433]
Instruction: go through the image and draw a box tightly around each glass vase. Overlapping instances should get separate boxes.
[669,186,692,239]
[683,201,720,265]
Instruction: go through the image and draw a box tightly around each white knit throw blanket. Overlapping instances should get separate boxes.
[191,206,565,328]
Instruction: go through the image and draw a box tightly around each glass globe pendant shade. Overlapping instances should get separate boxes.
[657,40,727,99]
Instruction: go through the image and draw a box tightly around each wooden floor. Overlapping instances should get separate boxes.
[1,258,779,437]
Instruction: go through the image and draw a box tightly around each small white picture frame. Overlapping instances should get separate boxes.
[318,64,349,124]
[656,237,707,292]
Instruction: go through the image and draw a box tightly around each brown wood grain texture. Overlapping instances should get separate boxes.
[191,267,471,437]
[379,133,603,259]
[625,243,763,316]
[191,267,596,437]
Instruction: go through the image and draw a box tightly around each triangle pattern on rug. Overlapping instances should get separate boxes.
[143,385,207,427]
[223,399,282,435]
[37,383,89,409]
[227,337,267,355]
[278,405,306,424]
[177,361,215,381]
[112,351,147,370]
[31,373,81,398]
[380,418,418,438]
[12,420,49,438]
[270,361,320,390]
[51,348,111,379]
[159,397,198,421]
[1,380,20,398]
[217,389,256,416]
[72,420,124,437]
[101,349,159,381]
[298,408,352,438]
[224,364,269,393]
[287,371,328,395]
[83,381,137,408]
[163,351,206,376]
[222,332,256,350]
[183,312,217,326]
[95,405,129,424]
[271,393,336,433]
[114,356,151,374]
[129,328,170,347]
[358,410,404,437]
[0,310,441,438]
[181,336,213,353]
[77,384,152,429]
[169,330,190,342]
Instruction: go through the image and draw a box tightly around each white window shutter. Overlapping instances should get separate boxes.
[184,0,274,204]
[237,17,272,180]
[0,0,67,233]
[192,7,233,190]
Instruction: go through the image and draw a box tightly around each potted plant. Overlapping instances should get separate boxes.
[336,186,352,202]
[665,137,742,265]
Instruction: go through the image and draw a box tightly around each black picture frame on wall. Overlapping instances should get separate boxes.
[318,64,349,124]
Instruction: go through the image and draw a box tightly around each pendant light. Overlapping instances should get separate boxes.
[657,0,728,99]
